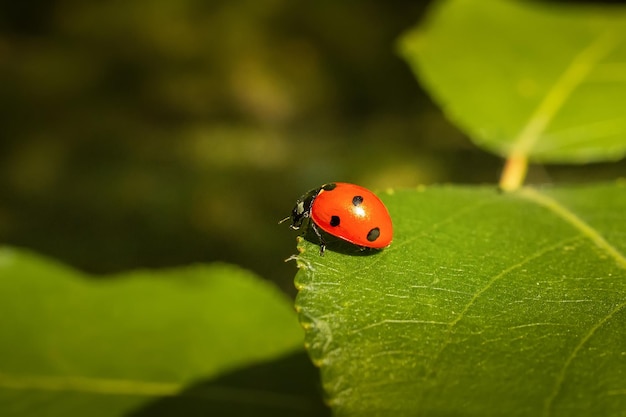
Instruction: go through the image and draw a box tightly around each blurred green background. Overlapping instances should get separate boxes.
[1,0,624,295]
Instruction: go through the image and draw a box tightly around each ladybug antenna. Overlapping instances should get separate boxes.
[278,216,291,225]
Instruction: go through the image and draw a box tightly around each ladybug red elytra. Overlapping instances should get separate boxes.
[281,182,393,255]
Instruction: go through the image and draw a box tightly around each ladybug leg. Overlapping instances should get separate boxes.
[310,222,326,256]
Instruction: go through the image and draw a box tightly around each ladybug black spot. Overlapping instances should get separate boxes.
[330,215,341,227]
[352,195,364,206]
[366,227,380,242]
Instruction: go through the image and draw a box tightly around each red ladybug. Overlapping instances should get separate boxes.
[282,182,393,255]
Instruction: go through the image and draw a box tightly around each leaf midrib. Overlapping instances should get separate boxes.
[0,371,313,410]
[519,188,626,269]
[411,187,626,411]
[518,187,626,416]
[0,372,180,396]
[510,30,618,158]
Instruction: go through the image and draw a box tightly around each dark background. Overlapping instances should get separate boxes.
[1,0,624,295]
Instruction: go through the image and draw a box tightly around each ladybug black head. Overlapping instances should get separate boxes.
[284,186,325,230]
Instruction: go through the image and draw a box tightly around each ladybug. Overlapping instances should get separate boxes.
[282,182,393,255]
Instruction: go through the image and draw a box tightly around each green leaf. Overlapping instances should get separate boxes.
[0,249,309,416]
[399,0,626,163]
[294,182,626,416]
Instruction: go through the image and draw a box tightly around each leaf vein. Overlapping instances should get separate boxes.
[519,187,626,270]
[511,30,619,157]
[0,372,181,396]
[423,235,583,379]
[349,319,448,335]
[543,301,626,416]
[448,236,583,328]
[0,372,316,410]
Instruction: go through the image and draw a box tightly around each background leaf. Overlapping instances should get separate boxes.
[0,249,318,417]
[295,182,626,416]
[400,0,626,163]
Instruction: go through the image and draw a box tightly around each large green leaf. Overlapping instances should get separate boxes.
[295,182,626,416]
[400,0,626,163]
[0,250,312,416]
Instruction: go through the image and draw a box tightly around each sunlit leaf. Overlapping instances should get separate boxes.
[400,0,626,163]
[295,182,626,416]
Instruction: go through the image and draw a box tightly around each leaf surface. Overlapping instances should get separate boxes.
[400,0,626,163]
[0,251,307,416]
[295,182,626,416]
